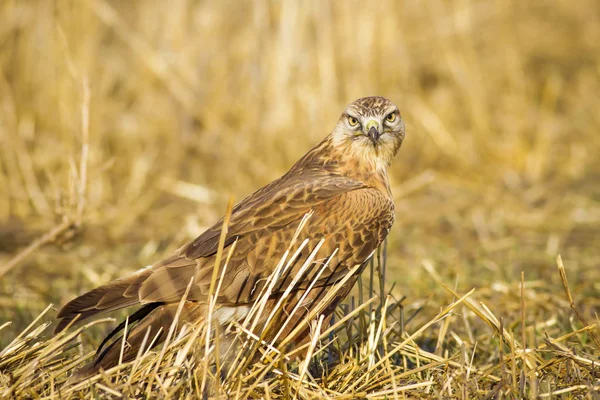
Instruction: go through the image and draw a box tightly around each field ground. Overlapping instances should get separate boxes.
[1,0,599,398]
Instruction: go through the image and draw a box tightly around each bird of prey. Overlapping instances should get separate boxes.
[55,96,406,377]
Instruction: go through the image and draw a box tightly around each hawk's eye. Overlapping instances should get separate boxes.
[386,112,396,123]
[348,116,359,127]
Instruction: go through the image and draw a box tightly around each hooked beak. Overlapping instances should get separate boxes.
[366,121,380,145]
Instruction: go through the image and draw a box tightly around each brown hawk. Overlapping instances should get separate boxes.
[55,96,406,377]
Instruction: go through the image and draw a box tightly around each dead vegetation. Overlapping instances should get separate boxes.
[1,0,599,398]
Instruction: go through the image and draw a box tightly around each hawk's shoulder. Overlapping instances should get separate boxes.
[180,172,367,260]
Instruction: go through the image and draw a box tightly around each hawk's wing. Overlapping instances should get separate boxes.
[56,173,388,331]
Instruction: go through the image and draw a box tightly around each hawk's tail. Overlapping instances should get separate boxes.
[69,302,203,382]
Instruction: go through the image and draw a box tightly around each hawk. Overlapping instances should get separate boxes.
[55,96,406,377]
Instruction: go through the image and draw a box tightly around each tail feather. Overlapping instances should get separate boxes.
[55,269,152,334]
[96,302,163,358]
[70,302,203,382]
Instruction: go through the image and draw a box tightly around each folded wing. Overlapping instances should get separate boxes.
[55,172,370,333]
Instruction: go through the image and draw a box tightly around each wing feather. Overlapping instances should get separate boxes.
[55,173,369,331]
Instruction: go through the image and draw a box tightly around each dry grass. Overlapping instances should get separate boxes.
[1,0,599,398]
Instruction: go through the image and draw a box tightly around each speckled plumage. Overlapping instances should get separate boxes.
[56,96,406,377]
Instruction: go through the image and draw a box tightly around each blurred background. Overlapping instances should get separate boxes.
[0,0,599,343]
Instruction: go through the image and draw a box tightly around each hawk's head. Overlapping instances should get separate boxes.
[331,96,405,170]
